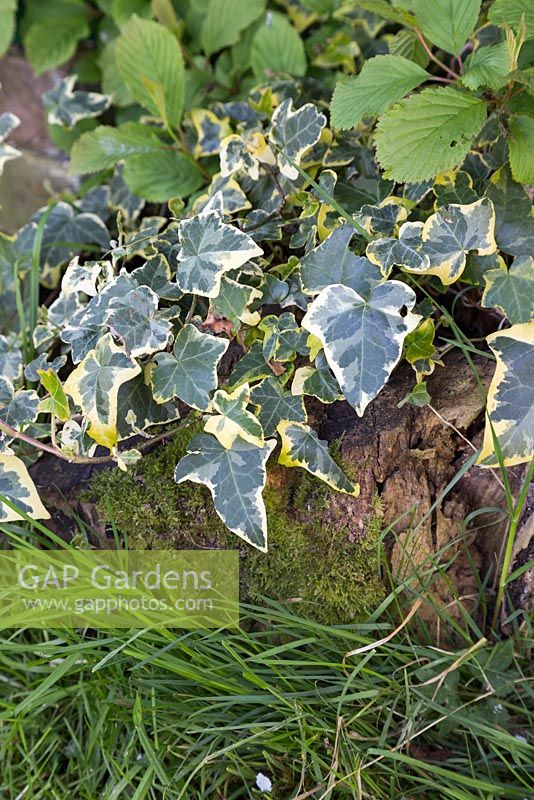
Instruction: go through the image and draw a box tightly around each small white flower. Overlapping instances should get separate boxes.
[255,772,272,793]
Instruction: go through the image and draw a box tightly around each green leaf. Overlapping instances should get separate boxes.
[250,377,307,436]
[269,98,326,180]
[330,55,429,130]
[251,12,307,79]
[277,421,359,496]
[291,351,342,404]
[116,370,179,439]
[508,114,534,184]
[105,285,172,357]
[0,0,16,59]
[375,87,487,183]
[122,150,203,202]
[43,75,111,129]
[70,123,168,174]
[461,42,513,91]
[344,0,417,27]
[482,256,534,324]
[488,0,534,36]
[0,455,50,522]
[38,369,70,422]
[228,341,274,389]
[478,322,534,468]
[202,0,265,55]
[175,211,262,298]
[25,16,90,75]
[388,29,429,68]
[211,276,261,329]
[116,15,185,128]
[151,323,228,410]
[174,433,275,550]
[398,381,431,408]
[111,0,151,26]
[63,332,141,449]
[412,0,481,55]
[302,281,420,416]
[300,224,382,293]
[204,384,265,448]
[486,167,534,257]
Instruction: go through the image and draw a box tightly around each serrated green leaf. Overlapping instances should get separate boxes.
[461,42,513,91]
[250,377,307,436]
[269,98,326,180]
[486,167,534,257]
[201,0,265,55]
[302,281,420,416]
[0,0,16,59]
[43,75,111,129]
[331,55,429,130]
[116,15,185,128]
[111,0,151,26]
[122,150,203,202]
[388,29,429,68]
[151,323,228,410]
[116,370,179,439]
[0,455,50,522]
[508,114,534,184]
[63,332,141,449]
[488,0,534,36]
[344,0,417,27]
[70,123,169,175]
[38,369,70,421]
[291,351,342,403]
[412,0,481,55]
[300,224,382,293]
[374,87,487,183]
[105,285,172,357]
[25,16,90,75]
[478,322,534,467]
[174,433,275,550]
[251,12,307,78]
[482,256,534,324]
[204,384,265,448]
[175,211,262,298]
[277,421,359,495]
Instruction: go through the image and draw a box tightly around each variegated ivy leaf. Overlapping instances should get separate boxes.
[300,224,382,294]
[482,256,534,325]
[24,353,67,383]
[228,341,276,389]
[268,99,326,180]
[277,421,359,496]
[42,75,111,129]
[116,370,179,440]
[61,257,101,297]
[63,332,141,449]
[0,334,22,381]
[259,312,308,363]
[105,286,171,358]
[433,170,478,207]
[0,111,21,176]
[292,351,342,404]
[366,222,429,278]
[302,281,420,416]
[151,324,228,410]
[193,174,251,216]
[38,369,70,422]
[175,211,263,298]
[250,377,307,436]
[131,255,182,301]
[204,384,265,448]
[33,292,83,352]
[478,322,534,468]
[210,276,262,330]
[174,434,276,550]
[220,132,276,181]
[0,454,50,522]
[0,378,39,449]
[355,200,408,237]
[58,418,96,459]
[191,109,232,157]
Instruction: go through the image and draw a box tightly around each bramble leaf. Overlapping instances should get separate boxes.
[175,433,276,550]
[508,115,534,185]
[482,256,534,324]
[201,0,265,55]
[122,150,203,202]
[488,0,534,36]
[70,123,169,174]
[251,12,307,78]
[412,0,481,56]
[461,42,513,91]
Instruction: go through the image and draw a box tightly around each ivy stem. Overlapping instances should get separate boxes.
[415,30,460,80]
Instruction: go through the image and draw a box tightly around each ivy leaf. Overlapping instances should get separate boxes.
[251,12,307,79]
[461,42,513,91]
[302,281,420,416]
[478,322,534,468]
[0,377,39,431]
[228,341,275,389]
[63,332,141,449]
[356,200,408,236]
[269,98,326,180]
[488,0,534,36]
[0,455,50,522]
[25,353,67,383]
[175,211,262,298]
[191,110,232,158]
[486,168,534,257]
[202,0,265,55]
[105,285,172,357]
[131,255,182,301]
[0,335,22,382]
[482,256,534,324]
[508,115,534,185]
[122,150,203,202]
[259,312,307,363]
[250,377,307,436]
[33,202,110,277]
[300,224,382,294]
[330,55,429,130]
[204,384,265,448]
[277,421,359,496]
[38,369,70,422]
[374,87,487,183]
[433,171,478,206]
[412,0,481,55]
[43,75,111,129]
[116,15,185,128]
[174,433,275,550]
[151,323,228,410]
[70,123,169,174]
[211,276,261,330]
[116,371,179,440]
[0,112,21,177]
[366,222,429,277]
[292,351,342,404]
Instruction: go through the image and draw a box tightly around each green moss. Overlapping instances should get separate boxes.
[86,423,384,625]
